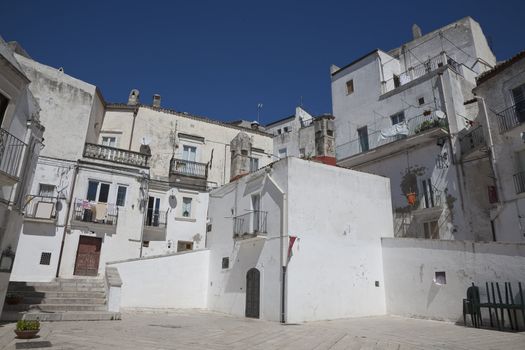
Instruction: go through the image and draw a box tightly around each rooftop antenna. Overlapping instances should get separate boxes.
[257,103,263,123]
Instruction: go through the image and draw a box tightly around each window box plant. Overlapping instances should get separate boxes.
[14,320,40,339]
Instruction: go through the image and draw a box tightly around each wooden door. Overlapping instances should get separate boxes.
[245,268,260,318]
[74,236,102,276]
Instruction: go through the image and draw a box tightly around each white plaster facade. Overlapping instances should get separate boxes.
[331,17,497,241]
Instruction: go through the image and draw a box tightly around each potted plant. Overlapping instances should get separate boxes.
[5,293,23,305]
[406,192,417,206]
[14,320,40,339]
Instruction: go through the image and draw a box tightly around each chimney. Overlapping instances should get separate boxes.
[313,114,337,166]
[230,132,252,181]
[412,24,422,40]
[152,94,161,108]
[128,89,140,106]
[250,120,260,130]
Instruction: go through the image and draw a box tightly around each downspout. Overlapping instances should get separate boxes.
[128,107,139,151]
[264,170,288,323]
[56,163,79,278]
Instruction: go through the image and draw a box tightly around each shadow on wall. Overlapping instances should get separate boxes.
[23,222,57,237]
[224,239,264,294]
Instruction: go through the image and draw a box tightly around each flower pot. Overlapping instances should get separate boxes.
[14,329,40,339]
[406,192,417,206]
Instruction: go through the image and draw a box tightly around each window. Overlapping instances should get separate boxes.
[423,221,439,239]
[252,194,261,232]
[277,129,282,135]
[101,136,117,147]
[278,148,287,159]
[38,184,55,197]
[177,240,193,252]
[512,84,525,122]
[357,126,369,152]
[182,197,192,217]
[39,252,51,265]
[434,271,446,285]
[0,92,9,126]
[390,111,405,125]
[283,126,290,133]
[86,180,110,203]
[146,196,161,225]
[222,257,229,269]
[418,97,425,106]
[346,79,354,95]
[421,179,435,208]
[249,157,259,172]
[182,145,197,162]
[116,185,127,207]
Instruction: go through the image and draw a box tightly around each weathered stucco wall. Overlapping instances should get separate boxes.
[382,238,525,322]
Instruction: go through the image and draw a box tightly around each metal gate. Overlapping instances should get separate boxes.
[245,268,260,318]
[74,236,102,276]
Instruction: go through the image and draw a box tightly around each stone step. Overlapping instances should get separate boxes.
[9,285,105,292]
[4,303,107,312]
[1,311,121,322]
[15,296,106,305]
[4,290,106,299]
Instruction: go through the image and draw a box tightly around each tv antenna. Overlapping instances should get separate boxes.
[257,103,263,123]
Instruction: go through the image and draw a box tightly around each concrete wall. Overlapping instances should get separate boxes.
[108,250,210,309]
[382,238,525,322]
[286,158,393,323]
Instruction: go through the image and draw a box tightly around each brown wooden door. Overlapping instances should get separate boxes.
[245,268,260,318]
[74,236,102,276]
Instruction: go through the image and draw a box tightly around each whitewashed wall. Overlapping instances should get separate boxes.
[382,238,525,322]
[108,250,210,309]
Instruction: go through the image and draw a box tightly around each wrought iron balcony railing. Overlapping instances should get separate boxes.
[513,171,525,195]
[496,101,525,133]
[145,209,167,228]
[0,127,26,181]
[72,198,118,225]
[170,158,208,178]
[460,126,486,156]
[336,113,448,159]
[24,195,58,221]
[233,210,268,237]
[83,143,149,167]
[381,54,461,94]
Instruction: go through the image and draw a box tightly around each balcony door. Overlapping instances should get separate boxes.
[358,126,369,152]
[182,145,197,162]
[87,180,110,203]
[252,194,260,233]
[146,196,161,226]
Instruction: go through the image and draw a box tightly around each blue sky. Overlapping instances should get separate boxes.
[1,1,523,124]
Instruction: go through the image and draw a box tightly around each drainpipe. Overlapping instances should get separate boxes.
[56,163,79,278]
[264,170,288,323]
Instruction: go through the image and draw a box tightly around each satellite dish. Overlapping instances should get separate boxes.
[141,136,151,145]
[168,194,178,208]
[435,110,446,119]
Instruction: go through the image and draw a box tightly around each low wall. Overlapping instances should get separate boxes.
[108,249,210,310]
[382,238,525,322]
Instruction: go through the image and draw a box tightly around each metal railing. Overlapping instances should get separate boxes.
[496,101,525,133]
[382,54,461,94]
[83,143,149,167]
[336,113,448,159]
[233,211,268,236]
[460,126,486,155]
[72,198,118,225]
[24,195,58,220]
[514,172,525,195]
[144,209,167,228]
[0,127,26,180]
[170,158,208,178]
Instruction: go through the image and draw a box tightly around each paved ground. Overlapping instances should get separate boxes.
[0,310,523,349]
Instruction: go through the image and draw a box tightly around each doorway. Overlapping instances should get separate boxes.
[74,236,102,276]
[245,268,260,318]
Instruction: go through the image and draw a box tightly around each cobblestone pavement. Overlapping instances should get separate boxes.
[0,310,523,349]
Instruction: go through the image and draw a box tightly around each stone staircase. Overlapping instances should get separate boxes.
[2,278,121,321]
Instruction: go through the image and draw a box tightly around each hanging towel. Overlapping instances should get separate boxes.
[95,202,108,222]
[379,122,409,140]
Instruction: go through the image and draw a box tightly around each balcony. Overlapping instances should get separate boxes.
[496,101,525,133]
[460,126,487,158]
[514,172,525,195]
[169,158,208,191]
[0,127,26,186]
[24,195,58,222]
[233,211,268,239]
[71,198,118,233]
[143,209,167,241]
[381,54,461,95]
[83,143,149,168]
[337,113,448,168]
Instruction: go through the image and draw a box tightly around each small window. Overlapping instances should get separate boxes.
[434,271,446,285]
[101,136,117,147]
[116,185,127,207]
[277,129,282,135]
[142,241,150,248]
[222,257,229,269]
[390,111,405,125]
[182,145,197,162]
[40,252,51,265]
[393,74,401,88]
[346,79,354,95]
[249,157,259,172]
[177,240,193,252]
[327,129,334,137]
[418,97,425,106]
[182,197,192,217]
[283,126,289,133]
[278,148,287,159]
[39,184,55,197]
